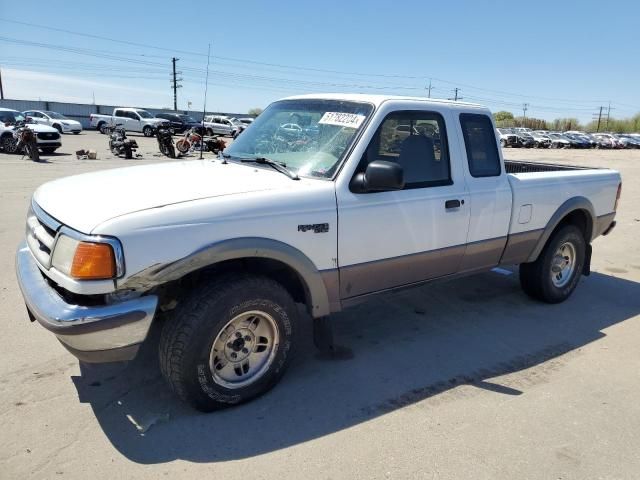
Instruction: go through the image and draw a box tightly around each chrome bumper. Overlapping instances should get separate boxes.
[15,243,158,363]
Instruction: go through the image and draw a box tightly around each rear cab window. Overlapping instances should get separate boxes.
[459,113,501,177]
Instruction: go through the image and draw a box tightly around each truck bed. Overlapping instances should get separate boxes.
[505,160,590,174]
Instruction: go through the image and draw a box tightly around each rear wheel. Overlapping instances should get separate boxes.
[159,275,297,411]
[143,126,154,137]
[166,143,176,158]
[519,224,586,303]
[98,123,108,134]
[124,145,133,159]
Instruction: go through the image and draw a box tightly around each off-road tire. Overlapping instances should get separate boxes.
[159,274,298,412]
[519,224,586,303]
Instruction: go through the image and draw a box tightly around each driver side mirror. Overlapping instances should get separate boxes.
[350,160,405,193]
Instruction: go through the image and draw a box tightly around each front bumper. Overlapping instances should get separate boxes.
[16,243,158,363]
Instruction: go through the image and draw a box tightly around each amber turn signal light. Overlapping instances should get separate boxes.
[70,242,116,280]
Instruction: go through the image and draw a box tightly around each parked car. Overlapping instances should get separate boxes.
[547,133,572,148]
[90,108,166,137]
[155,113,201,134]
[593,133,623,149]
[0,108,62,154]
[515,131,535,148]
[615,134,640,149]
[530,132,552,148]
[564,133,591,149]
[23,110,82,134]
[497,128,519,147]
[16,93,621,411]
[239,118,254,126]
[203,115,237,137]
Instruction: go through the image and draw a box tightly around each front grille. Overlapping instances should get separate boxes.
[26,205,60,268]
[37,132,60,141]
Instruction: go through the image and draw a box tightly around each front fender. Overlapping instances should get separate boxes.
[120,237,338,318]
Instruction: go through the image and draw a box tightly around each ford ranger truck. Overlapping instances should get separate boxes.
[16,94,621,411]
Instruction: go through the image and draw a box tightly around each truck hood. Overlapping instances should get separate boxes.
[34,159,311,233]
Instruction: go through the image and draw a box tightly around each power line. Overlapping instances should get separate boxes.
[0,20,623,106]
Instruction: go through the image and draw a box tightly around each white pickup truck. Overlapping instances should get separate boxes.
[89,107,166,137]
[16,94,621,411]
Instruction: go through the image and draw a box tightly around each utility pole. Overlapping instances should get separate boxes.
[606,101,613,130]
[425,78,434,98]
[0,65,4,100]
[594,106,604,132]
[522,103,529,127]
[449,88,462,101]
[171,57,182,111]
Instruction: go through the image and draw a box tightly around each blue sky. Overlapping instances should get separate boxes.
[0,0,638,122]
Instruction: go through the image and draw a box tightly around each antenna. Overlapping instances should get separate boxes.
[200,43,211,160]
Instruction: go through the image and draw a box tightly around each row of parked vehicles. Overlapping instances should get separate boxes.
[497,127,640,149]
[89,107,254,138]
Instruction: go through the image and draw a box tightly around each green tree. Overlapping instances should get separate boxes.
[248,108,263,117]
[493,111,514,126]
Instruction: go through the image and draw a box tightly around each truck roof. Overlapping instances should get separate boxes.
[282,93,486,109]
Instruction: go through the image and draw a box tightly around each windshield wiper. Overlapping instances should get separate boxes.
[240,157,299,180]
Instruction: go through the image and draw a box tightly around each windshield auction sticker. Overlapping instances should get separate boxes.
[318,112,366,129]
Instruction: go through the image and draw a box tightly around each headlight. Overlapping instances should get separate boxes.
[51,230,123,280]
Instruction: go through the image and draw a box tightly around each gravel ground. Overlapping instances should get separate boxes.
[1,131,639,479]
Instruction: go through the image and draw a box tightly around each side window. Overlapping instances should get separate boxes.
[115,110,126,118]
[459,113,501,177]
[127,112,140,120]
[363,110,451,189]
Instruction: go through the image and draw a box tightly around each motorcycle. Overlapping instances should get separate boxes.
[176,126,226,154]
[12,121,40,162]
[155,122,176,158]
[107,124,138,159]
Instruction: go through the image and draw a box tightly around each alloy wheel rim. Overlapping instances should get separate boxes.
[209,310,280,389]
[550,242,576,288]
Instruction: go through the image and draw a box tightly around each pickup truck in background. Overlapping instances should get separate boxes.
[16,94,621,411]
[89,108,167,136]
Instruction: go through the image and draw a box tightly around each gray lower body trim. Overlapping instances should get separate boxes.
[460,236,507,272]
[595,212,616,237]
[499,229,544,265]
[340,244,466,299]
[320,269,341,313]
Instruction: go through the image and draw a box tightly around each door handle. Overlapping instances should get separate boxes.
[445,199,462,209]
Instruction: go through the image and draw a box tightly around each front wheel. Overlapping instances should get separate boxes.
[143,126,154,137]
[159,275,297,412]
[1,135,18,153]
[519,224,586,303]
[26,142,40,162]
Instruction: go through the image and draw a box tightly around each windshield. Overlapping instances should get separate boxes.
[224,99,373,178]
[137,110,153,119]
[179,115,197,122]
[45,111,67,119]
[0,111,25,124]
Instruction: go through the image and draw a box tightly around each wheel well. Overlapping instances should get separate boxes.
[556,209,592,241]
[160,257,310,311]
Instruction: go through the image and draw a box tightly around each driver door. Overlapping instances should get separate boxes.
[336,107,470,299]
